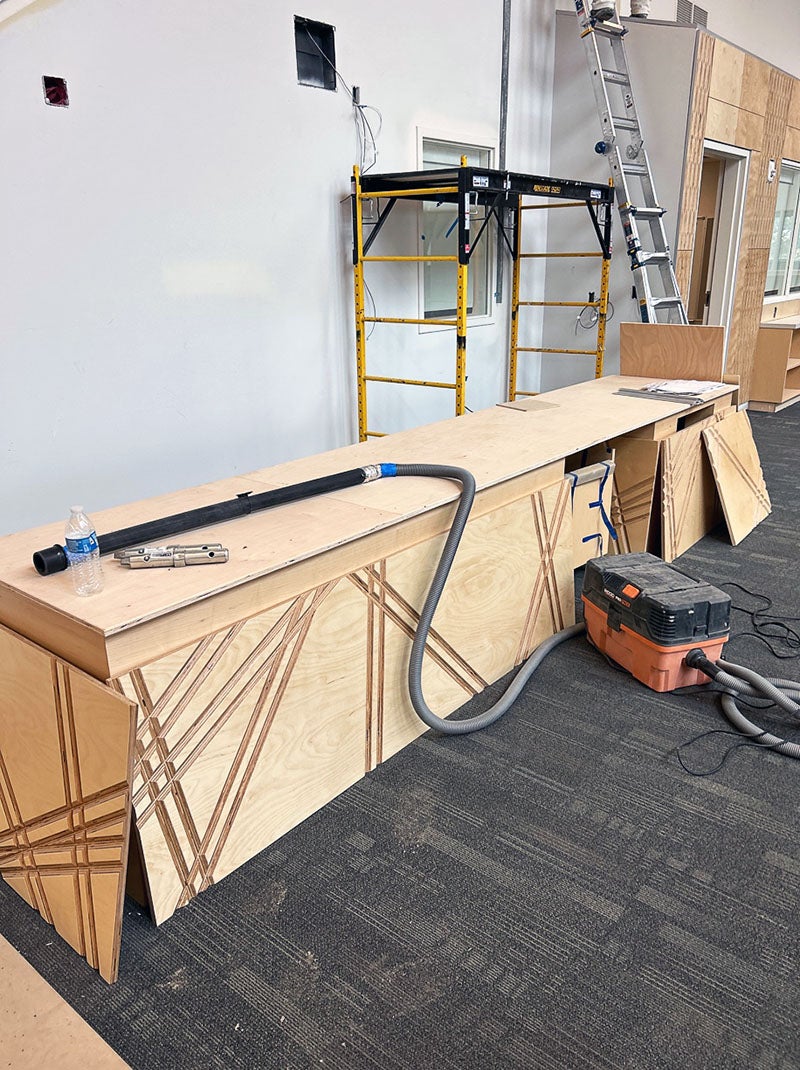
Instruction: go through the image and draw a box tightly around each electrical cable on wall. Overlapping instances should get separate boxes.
[302,27,382,174]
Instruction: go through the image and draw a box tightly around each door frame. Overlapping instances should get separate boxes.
[700,140,750,361]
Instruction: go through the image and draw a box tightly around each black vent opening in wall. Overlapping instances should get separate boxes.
[43,76,69,107]
[294,17,336,90]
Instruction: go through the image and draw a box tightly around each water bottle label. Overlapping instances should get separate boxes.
[66,533,99,555]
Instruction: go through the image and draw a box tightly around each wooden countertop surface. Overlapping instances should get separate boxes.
[0,376,734,639]
[761,314,800,329]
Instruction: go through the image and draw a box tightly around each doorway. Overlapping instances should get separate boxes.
[687,142,749,355]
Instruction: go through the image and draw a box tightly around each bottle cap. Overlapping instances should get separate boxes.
[70,505,84,513]
[33,544,69,575]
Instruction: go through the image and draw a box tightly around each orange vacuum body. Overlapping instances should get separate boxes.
[581,553,731,693]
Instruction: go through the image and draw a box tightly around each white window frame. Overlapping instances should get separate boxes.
[764,158,800,302]
[415,128,497,334]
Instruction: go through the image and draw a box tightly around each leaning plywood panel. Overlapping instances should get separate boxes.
[702,411,771,545]
[607,437,660,555]
[0,624,136,983]
[661,414,724,562]
[619,323,724,382]
[114,477,573,924]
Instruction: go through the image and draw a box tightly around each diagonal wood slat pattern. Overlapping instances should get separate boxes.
[0,624,136,983]
[114,478,573,926]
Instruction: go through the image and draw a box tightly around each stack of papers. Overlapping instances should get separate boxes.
[616,379,727,404]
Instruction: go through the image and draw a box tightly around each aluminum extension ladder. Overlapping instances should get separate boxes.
[574,0,688,324]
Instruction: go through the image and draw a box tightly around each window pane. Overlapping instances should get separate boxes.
[420,139,492,319]
[765,164,800,296]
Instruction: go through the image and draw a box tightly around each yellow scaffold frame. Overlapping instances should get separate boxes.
[352,163,613,440]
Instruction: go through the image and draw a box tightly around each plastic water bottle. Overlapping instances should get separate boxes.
[65,506,104,596]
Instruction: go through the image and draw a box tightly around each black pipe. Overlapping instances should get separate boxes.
[33,466,378,576]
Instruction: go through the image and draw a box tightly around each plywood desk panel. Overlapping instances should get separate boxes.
[0,376,737,979]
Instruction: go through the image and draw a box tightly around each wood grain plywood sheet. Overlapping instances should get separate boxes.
[0,935,129,1068]
[735,109,765,151]
[0,625,136,983]
[116,579,370,925]
[709,38,745,108]
[783,126,800,169]
[115,477,573,924]
[705,97,740,145]
[379,479,573,763]
[702,411,771,545]
[606,437,660,555]
[619,323,724,380]
[661,414,723,562]
[741,54,771,117]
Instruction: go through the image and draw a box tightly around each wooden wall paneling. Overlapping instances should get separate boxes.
[784,127,800,166]
[726,246,770,400]
[0,624,136,983]
[619,322,725,380]
[705,98,740,145]
[789,79,800,129]
[741,55,772,118]
[606,436,660,554]
[708,38,745,108]
[734,109,765,152]
[114,476,573,925]
[702,412,771,545]
[661,413,724,562]
[676,31,715,297]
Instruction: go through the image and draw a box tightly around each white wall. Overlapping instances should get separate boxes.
[556,0,800,80]
[0,0,555,535]
[543,15,695,390]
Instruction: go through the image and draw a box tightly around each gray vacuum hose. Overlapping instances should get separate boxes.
[713,658,800,758]
[393,464,584,735]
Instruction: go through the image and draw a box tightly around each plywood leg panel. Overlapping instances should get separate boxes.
[702,411,771,545]
[0,625,136,983]
[115,477,573,925]
[608,437,660,554]
[661,414,725,562]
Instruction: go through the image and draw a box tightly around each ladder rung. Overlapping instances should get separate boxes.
[519,301,601,308]
[364,316,457,326]
[520,252,602,259]
[364,375,456,389]
[650,297,683,309]
[611,117,639,131]
[620,205,666,219]
[636,252,671,265]
[516,347,598,355]
[592,22,626,37]
[621,163,649,176]
[601,68,630,86]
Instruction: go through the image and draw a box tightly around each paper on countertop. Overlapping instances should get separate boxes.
[642,379,727,395]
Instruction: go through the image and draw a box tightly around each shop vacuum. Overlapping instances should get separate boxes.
[32,462,800,758]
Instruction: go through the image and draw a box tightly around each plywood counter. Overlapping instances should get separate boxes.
[0,376,736,981]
